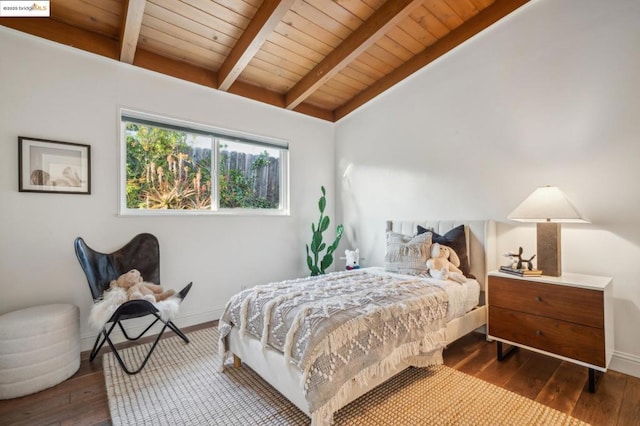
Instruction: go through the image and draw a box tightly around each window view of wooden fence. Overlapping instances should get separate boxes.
[123,119,285,212]
[218,148,280,209]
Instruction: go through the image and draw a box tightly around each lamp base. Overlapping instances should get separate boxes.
[537,222,561,276]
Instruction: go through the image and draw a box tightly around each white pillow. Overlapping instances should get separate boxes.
[384,231,432,274]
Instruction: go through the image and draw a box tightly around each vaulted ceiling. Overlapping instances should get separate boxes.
[1,0,529,121]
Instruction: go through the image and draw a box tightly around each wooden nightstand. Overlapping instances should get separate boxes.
[487,271,613,393]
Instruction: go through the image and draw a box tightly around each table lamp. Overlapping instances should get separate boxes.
[508,186,588,276]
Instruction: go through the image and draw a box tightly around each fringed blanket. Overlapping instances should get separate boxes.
[218,270,448,425]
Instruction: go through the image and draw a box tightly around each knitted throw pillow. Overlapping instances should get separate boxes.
[384,231,432,275]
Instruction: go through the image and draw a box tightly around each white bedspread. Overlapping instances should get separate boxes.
[218,269,450,424]
[364,267,480,321]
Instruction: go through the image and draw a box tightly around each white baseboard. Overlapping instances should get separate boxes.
[610,350,640,379]
[79,305,225,352]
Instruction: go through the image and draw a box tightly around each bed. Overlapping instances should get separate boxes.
[218,220,497,425]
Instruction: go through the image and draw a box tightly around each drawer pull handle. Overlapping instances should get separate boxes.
[536,330,542,336]
[535,296,542,302]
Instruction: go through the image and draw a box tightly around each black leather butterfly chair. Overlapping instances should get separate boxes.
[74,233,192,374]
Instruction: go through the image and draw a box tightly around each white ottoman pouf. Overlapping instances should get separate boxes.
[0,304,80,399]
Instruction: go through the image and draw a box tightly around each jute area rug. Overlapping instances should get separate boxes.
[104,328,589,426]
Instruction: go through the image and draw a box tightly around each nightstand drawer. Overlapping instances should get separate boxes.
[489,306,605,367]
[489,276,603,328]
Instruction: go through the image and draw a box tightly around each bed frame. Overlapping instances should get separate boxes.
[228,220,497,422]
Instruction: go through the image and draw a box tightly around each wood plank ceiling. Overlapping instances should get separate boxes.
[0,0,529,121]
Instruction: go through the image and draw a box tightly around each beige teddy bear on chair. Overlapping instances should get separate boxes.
[109,269,175,303]
[426,243,467,284]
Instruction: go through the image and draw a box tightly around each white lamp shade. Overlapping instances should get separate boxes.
[508,186,589,223]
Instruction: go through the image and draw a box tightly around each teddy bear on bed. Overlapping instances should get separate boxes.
[426,243,467,284]
[109,269,175,303]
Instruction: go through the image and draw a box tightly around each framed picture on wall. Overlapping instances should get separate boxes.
[18,136,91,194]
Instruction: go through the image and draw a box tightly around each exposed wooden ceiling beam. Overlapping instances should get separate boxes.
[0,18,333,121]
[333,0,531,121]
[228,81,335,121]
[293,103,335,122]
[218,0,296,91]
[284,0,424,110]
[1,0,529,123]
[134,48,217,89]
[119,0,146,64]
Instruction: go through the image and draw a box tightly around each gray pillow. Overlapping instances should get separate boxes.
[384,231,432,274]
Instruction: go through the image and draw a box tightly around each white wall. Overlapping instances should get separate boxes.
[2,0,639,378]
[335,0,640,377]
[0,27,335,349]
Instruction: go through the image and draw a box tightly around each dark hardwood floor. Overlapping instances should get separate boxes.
[1,323,639,426]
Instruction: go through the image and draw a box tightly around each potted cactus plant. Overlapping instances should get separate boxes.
[306,186,344,276]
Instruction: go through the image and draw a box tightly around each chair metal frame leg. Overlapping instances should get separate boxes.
[167,320,190,343]
[89,316,160,362]
[117,317,161,341]
[89,312,190,374]
[106,321,170,375]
